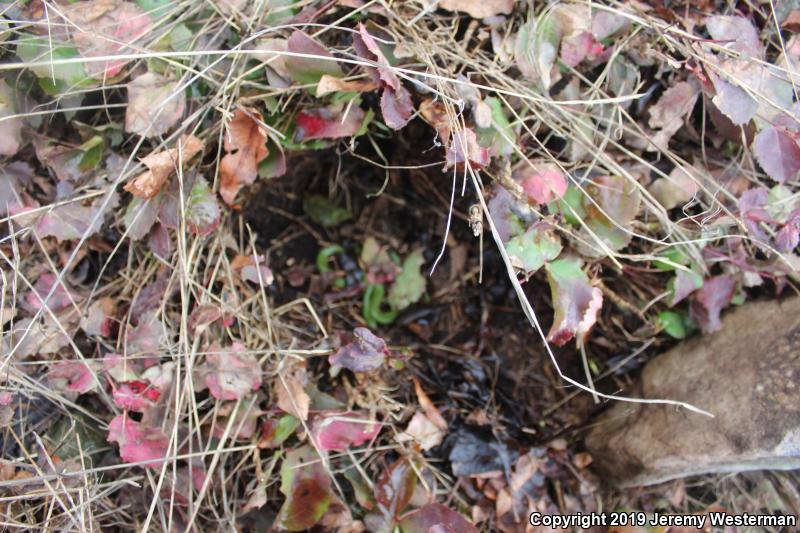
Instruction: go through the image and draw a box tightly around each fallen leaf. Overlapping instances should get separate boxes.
[330,327,390,372]
[107,415,169,468]
[668,268,704,306]
[284,30,343,85]
[578,175,641,257]
[397,411,445,451]
[212,397,263,440]
[647,81,699,151]
[124,134,204,199]
[412,377,447,431]
[560,31,603,67]
[706,15,763,58]
[184,176,221,236]
[24,273,77,314]
[278,445,332,531]
[515,12,561,89]
[0,162,33,216]
[312,412,381,451]
[518,165,568,205]
[0,79,22,155]
[295,106,366,141]
[505,222,562,277]
[545,257,603,346]
[259,415,300,449]
[438,0,514,19]
[690,274,737,333]
[316,74,378,96]
[399,504,477,533]
[231,254,274,285]
[125,72,186,137]
[81,297,116,337]
[276,360,311,421]
[710,72,758,126]
[648,165,700,210]
[47,361,98,395]
[591,10,629,40]
[204,342,261,400]
[375,458,417,521]
[777,211,800,252]
[380,86,415,130]
[220,107,268,205]
[446,128,490,170]
[753,127,800,183]
[36,202,106,242]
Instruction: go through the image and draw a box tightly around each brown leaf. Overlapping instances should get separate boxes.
[412,377,447,431]
[125,72,186,137]
[219,107,269,205]
[124,135,204,199]
[276,360,310,421]
[316,75,378,97]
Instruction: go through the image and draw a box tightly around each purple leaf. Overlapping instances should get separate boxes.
[36,202,105,242]
[24,273,76,314]
[710,73,757,126]
[284,30,342,85]
[381,86,414,130]
[690,274,737,333]
[375,458,417,521]
[329,327,389,372]
[738,187,773,244]
[753,127,800,183]
[777,211,800,252]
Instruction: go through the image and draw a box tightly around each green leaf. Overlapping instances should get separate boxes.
[388,250,426,311]
[185,177,221,236]
[653,247,688,271]
[578,175,641,257]
[504,223,562,276]
[548,186,586,226]
[658,311,689,339]
[16,36,90,87]
[260,415,300,448]
[475,97,515,156]
[302,195,352,227]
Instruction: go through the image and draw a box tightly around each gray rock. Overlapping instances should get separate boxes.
[585,297,800,487]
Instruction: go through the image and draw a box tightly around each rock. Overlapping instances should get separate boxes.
[585,297,800,487]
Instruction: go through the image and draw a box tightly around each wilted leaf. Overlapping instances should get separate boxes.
[396,411,445,451]
[25,273,77,314]
[69,2,152,79]
[295,106,366,141]
[316,74,378,97]
[107,415,169,468]
[220,107,268,205]
[706,15,763,58]
[278,445,332,531]
[505,223,562,277]
[284,30,343,85]
[125,72,186,137]
[545,257,603,346]
[82,297,115,337]
[690,274,737,333]
[777,211,800,252]
[579,175,641,257]
[204,342,261,400]
[36,202,105,242]
[738,187,773,244]
[591,10,629,40]
[710,73,758,126]
[648,81,699,151]
[0,79,22,155]
[753,127,800,184]
[648,165,700,210]
[276,360,311,421]
[231,254,274,285]
[475,97,516,157]
[113,380,160,412]
[488,185,529,243]
[446,128,490,170]
[303,195,352,227]
[125,134,204,199]
[381,86,414,130]
[560,31,603,67]
[515,12,561,89]
[312,412,381,451]
[47,361,98,395]
[438,0,514,19]
[123,196,160,240]
[668,268,704,306]
[388,250,426,311]
[184,177,220,235]
[126,310,169,360]
[399,504,476,533]
[0,162,32,216]
[330,327,389,372]
[212,397,263,440]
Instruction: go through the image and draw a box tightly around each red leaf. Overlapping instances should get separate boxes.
[690,275,737,333]
[375,458,417,521]
[278,445,332,531]
[753,127,800,183]
[113,380,160,412]
[312,412,381,451]
[295,106,365,141]
[107,415,169,468]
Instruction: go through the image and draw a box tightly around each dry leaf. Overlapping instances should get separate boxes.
[412,377,447,431]
[124,135,204,199]
[316,75,378,96]
[439,0,515,19]
[219,107,269,205]
[125,72,186,137]
[276,360,310,421]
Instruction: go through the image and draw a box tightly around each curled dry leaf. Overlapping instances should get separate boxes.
[316,74,378,97]
[413,377,447,431]
[124,135,204,199]
[545,257,603,346]
[690,274,737,333]
[438,0,514,19]
[329,327,390,372]
[125,72,186,137]
[204,342,261,401]
[0,79,22,156]
[220,107,269,205]
[312,412,381,451]
[231,254,274,285]
[107,415,169,468]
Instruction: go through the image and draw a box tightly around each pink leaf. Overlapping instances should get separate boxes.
[753,127,800,183]
[312,412,381,451]
[25,273,76,314]
[398,504,477,533]
[113,380,160,412]
[107,415,169,468]
[48,361,98,395]
[380,86,414,130]
[82,297,116,337]
[738,187,773,244]
[446,128,489,170]
[545,258,603,346]
[329,327,389,372]
[204,342,261,400]
[690,275,737,333]
[295,106,365,141]
[706,15,763,58]
[560,32,603,68]
[520,168,568,205]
